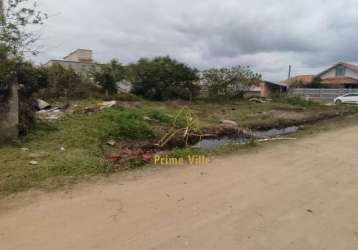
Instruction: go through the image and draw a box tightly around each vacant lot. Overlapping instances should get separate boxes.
[2,122,358,250]
[0,97,356,196]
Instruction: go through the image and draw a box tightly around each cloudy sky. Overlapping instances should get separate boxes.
[31,0,358,81]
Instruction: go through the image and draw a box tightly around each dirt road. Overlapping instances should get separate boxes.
[2,125,358,250]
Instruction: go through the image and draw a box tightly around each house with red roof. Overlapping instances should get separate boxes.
[287,62,358,88]
[317,62,358,88]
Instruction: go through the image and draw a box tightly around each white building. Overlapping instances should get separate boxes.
[46,49,98,76]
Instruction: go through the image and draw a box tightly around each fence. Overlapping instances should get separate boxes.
[290,88,358,99]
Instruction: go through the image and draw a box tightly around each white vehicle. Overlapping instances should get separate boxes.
[334,93,358,104]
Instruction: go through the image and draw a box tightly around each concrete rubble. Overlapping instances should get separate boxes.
[34,99,67,121]
[35,100,118,121]
[106,140,116,146]
[220,120,238,126]
[35,99,51,110]
[37,107,65,121]
[99,101,117,110]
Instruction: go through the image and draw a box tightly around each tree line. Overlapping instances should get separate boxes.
[0,0,262,137]
[0,0,262,103]
[13,57,262,101]
[93,57,262,101]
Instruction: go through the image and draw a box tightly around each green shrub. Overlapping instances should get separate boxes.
[203,66,261,99]
[272,94,319,108]
[130,56,200,101]
[99,109,154,140]
[148,110,173,124]
[37,64,102,100]
[90,59,125,96]
[113,93,142,102]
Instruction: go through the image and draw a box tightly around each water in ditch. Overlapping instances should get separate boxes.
[193,126,299,150]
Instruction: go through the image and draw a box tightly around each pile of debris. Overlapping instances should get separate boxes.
[249,97,272,103]
[34,100,120,121]
[34,99,66,121]
[106,125,251,166]
[107,140,157,167]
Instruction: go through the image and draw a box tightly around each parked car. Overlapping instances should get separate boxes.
[334,94,358,104]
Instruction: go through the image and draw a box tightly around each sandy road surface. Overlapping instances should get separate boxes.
[2,125,358,250]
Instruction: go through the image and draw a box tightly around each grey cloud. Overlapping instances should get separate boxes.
[30,0,358,81]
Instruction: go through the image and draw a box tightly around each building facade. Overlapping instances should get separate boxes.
[317,62,358,88]
[288,62,358,88]
[46,49,99,76]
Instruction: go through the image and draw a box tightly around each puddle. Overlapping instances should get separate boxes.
[253,126,299,139]
[192,137,249,150]
[193,126,299,150]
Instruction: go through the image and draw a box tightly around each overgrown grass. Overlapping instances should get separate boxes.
[148,109,174,124]
[0,106,172,195]
[0,119,107,195]
[0,97,357,196]
[271,94,318,108]
[189,97,357,129]
[99,109,155,140]
[113,93,143,102]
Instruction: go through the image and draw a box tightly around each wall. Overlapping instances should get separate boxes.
[46,60,99,76]
[320,68,336,78]
[0,83,19,143]
[290,88,358,99]
[345,68,358,78]
[260,82,271,97]
[260,82,286,97]
[64,50,93,63]
[320,66,358,79]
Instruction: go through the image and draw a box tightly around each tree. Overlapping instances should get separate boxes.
[16,61,48,97]
[307,76,322,88]
[130,56,199,101]
[0,0,47,139]
[91,59,125,96]
[0,0,47,57]
[31,64,102,100]
[202,66,261,99]
[0,0,47,88]
[46,64,82,99]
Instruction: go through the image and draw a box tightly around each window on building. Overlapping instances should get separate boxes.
[336,66,346,76]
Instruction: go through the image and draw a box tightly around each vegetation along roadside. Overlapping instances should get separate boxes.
[1,96,357,197]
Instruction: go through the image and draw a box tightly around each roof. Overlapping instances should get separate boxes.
[63,49,93,59]
[283,62,358,86]
[317,62,358,77]
[48,59,96,65]
[262,80,288,88]
[47,59,102,65]
[321,76,358,85]
[341,62,358,73]
[283,75,315,85]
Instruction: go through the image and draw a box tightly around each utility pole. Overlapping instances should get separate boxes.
[287,64,292,81]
